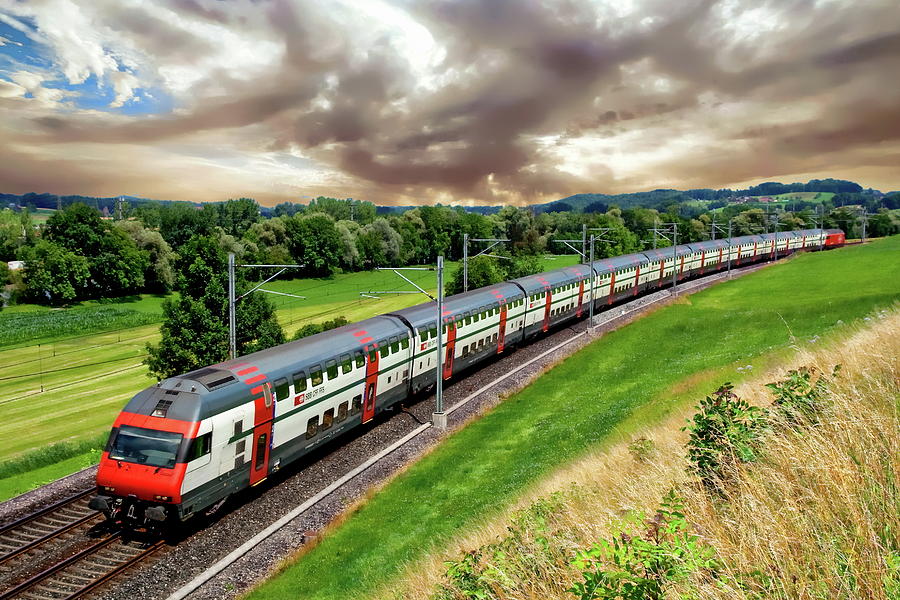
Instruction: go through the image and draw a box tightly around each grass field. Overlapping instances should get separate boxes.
[0,256,579,499]
[246,236,900,600]
[748,191,835,204]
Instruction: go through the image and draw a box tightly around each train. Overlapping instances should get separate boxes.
[89,228,845,525]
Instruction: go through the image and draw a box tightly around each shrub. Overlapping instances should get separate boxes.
[683,384,765,492]
[627,437,655,462]
[569,490,721,600]
[291,316,349,341]
[765,365,837,426]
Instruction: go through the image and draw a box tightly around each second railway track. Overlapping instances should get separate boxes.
[0,532,164,600]
[0,490,100,568]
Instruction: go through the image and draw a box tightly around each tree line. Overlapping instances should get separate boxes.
[2,193,898,309]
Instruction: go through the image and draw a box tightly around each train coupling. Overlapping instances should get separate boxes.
[89,494,112,513]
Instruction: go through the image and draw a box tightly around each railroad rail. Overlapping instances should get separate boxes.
[0,531,164,600]
[0,490,99,567]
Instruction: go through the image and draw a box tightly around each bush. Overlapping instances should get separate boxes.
[569,491,721,600]
[766,365,837,426]
[291,316,349,341]
[0,432,107,480]
[683,384,765,492]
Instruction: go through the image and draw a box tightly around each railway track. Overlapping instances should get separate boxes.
[0,489,166,600]
[0,532,164,600]
[0,490,99,568]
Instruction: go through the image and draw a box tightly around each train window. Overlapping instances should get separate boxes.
[326,360,338,380]
[274,378,289,401]
[369,348,378,362]
[234,455,244,469]
[337,402,348,422]
[322,408,334,430]
[254,433,267,471]
[306,417,318,439]
[380,345,389,358]
[187,432,211,461]
[311,367,323,387]
[351,395,362,415]
[492,333,498,343]
[354,351,365,368]
[478,339,484,349]
[236,440,245,455]
[390,337,400,353]
[341,354,352,374]
[401,337,409,350]
[462,345,470,357]
[233,420,242,438]
[418,327,428,339]
[430,326,437,338]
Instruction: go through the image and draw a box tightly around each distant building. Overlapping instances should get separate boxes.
[7,260,24,271]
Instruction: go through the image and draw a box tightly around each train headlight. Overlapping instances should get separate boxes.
[103,486,116,492]
[154,495,171,502]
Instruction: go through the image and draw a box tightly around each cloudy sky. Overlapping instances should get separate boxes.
[0,0,898,206]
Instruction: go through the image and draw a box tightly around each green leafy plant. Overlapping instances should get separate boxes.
[627,437,655,462]
[766,365,838,426]
[683,383,765,492]
[569,491,720,600]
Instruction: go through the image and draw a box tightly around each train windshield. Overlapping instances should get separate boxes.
[109,425,183,469]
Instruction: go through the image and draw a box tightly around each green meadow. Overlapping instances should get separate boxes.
[246,236,900,600]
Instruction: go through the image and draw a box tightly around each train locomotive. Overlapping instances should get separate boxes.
[89,229,845,525]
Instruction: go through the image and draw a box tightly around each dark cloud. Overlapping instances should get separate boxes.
[2,0,899,204]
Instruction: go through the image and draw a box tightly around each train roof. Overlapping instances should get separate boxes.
[390,281,523,327]
[510,266,586,294]
[687,239,730,252]
[586,253,647,274]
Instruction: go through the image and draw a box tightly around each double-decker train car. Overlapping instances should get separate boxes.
[90,228,840,525]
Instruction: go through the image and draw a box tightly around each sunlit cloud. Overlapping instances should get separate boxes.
[0,0,898,206]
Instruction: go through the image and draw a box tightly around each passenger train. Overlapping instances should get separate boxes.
[90,228,846,524]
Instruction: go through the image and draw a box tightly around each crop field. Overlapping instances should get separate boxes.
[247,236,900,600]
[0,256,579,499]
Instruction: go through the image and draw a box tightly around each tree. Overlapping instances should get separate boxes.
[18,240,90,304]
[445,255,505,295]
[357,218,402,268]
[158,202,215,250]
[44,203,148,298]
[145,235,285,379]
[202,198,260,238]
[0,209,29,261]
[115,221,176,292]
[285,213,342,276]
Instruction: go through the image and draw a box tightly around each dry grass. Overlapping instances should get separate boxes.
[379,306,900,600]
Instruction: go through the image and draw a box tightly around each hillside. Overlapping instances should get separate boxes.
[396,310,900,600]
[245,237,900,600]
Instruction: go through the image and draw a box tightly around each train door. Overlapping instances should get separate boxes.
[542,289,552,332]
[607,272,616,305]
[443,321,456,379]
[576,280,584,317]
[498,303,507,353]
[363,346,378,423]
[249,382,274,486]
[633,265,641,296]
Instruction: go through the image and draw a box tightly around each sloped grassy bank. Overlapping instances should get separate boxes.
[397,309,899,600]
[246,237,899,600]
